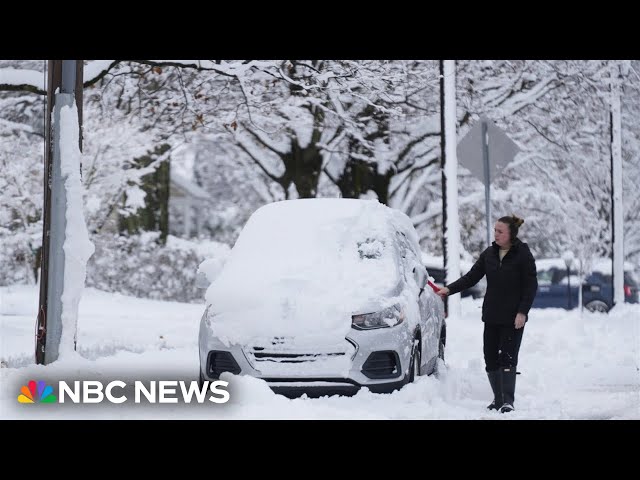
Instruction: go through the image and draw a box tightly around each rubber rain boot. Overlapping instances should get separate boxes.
[486,370,502,410]
[500,367,517,413]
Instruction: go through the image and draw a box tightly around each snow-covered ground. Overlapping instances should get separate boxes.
[1,285,638,419]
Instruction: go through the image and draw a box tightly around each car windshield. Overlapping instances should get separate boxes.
[537,269,555,286]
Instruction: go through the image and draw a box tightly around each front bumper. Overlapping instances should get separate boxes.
[199,326,413,397]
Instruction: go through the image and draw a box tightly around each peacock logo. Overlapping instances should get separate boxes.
[18,380,57,404]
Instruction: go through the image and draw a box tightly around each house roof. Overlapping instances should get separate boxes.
[171,171,209,200]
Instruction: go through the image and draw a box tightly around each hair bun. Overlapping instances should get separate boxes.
[512,215,524,228]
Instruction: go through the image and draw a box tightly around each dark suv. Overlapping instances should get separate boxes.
[532,258,639,312]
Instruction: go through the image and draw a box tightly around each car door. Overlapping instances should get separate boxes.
[534,268,560,308]
[395,231,438,362]
[533,267,576,309]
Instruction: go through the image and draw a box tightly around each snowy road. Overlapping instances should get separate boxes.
[1,285,638,419]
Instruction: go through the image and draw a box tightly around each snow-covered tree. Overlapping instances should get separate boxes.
[2,59,638,297]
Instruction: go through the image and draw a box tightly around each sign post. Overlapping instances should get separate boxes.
[457,116,520,246]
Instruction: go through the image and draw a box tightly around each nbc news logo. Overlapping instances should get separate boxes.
[17,379,230,404]
[18,380,57,403]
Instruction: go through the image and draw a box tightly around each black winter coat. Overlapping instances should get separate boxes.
[447,239,538,325]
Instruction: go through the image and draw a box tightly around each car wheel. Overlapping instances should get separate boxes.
[431,326,447,377]
[408,340,421,383]
[438,325,446,362]
[585,300,610,313]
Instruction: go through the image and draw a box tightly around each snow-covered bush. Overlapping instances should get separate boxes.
[86,233,230,303]
[0,232,40,286]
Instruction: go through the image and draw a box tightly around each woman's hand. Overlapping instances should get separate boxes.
[515,313,526,329]
[436,287,450,299]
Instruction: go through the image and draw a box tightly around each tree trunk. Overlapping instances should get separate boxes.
[335,104,392,203]
[118,143,171,244]
[336,158,393,204]
[282,135,323,199]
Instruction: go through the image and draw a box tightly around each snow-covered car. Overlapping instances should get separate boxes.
[198,198,446,397]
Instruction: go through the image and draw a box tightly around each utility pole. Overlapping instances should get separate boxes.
[36,60,84,365]
[439,61,449,316]
[610,61,624,307]
[439,60,461,317]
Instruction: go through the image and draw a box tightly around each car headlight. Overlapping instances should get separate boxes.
[352,304,405,330]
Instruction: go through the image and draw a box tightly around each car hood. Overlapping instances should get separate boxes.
[205,278,406,346]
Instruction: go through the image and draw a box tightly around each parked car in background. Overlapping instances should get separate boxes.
[532,258,639,312]
[198,199,446,398]
[421,254,486,299]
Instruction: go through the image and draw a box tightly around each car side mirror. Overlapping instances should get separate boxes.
[413,265,427,295]
[196,257,227,289]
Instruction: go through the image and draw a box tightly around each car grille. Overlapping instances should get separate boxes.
[251,351,345,363]
[243,337,356,376]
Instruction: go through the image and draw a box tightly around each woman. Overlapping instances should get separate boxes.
[437,215,538,413]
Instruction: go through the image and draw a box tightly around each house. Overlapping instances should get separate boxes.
[169,170,210,238]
